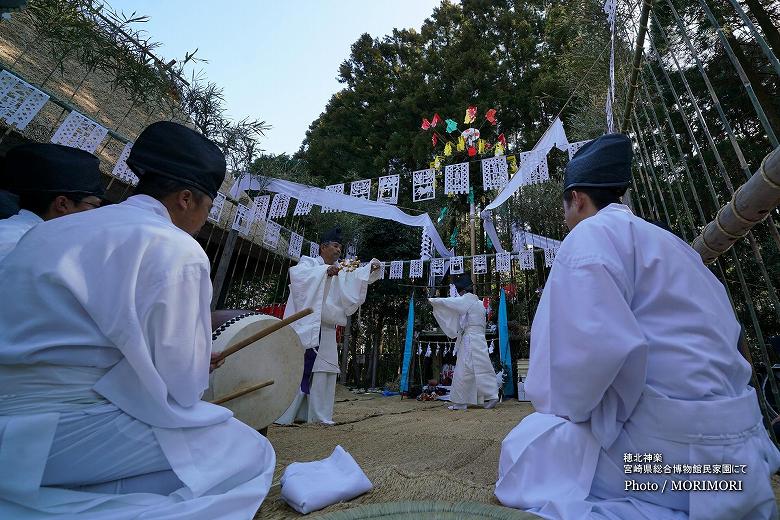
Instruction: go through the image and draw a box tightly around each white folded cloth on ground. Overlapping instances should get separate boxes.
[280,445,373,514]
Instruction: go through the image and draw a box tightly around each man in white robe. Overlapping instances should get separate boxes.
[428,275,499,410]
[495,134,780,520]
[0,143,104,262]
[0,122,275,519]
[276,228,382,425]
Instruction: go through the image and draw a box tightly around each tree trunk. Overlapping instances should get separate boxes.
[743,0,780,60]
[727,33,780,136]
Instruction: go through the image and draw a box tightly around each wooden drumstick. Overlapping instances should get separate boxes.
[211,380,275,404]
[214,307,313,362]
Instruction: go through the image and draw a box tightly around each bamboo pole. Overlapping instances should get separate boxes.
[692,148,780,264]
[619,0,653,133]
[214,308,313,362]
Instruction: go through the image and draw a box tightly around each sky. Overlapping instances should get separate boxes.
[109,1,444,156]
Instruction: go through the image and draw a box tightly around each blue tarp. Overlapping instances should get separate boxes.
[399,295,415,393]
[498,288,515,397]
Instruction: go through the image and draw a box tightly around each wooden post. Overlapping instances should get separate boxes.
[211,228,239,310]
[692,147,780,263]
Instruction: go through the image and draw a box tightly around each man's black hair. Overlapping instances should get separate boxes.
[18,191,93,217]
[134,175,208,202]
[563,186,625,210]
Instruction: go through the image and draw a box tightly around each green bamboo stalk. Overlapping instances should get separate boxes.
[723,0,780,78]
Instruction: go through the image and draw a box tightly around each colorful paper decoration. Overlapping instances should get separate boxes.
[421,118,431,130]
[444,162,469,195]
[208,192,226,223]
[350,179,371,199]
[111,142,138,186]
[288,232,304,259]
[263,220,281,249]
[468,146,477,157]
[445,119,458,133]
[498,133,507,147]
[507,155,518,173]
[457,136,466,151]
[481,156,509,190]
[464,106,477,124]
[485,108,497,125]
[431,113,442,127]
[518,249,535,270]
[268,193,290,219]
[449,256,464,274]
[310,242,320,258]
[412,168,435,202]
[496,252,512,273]
[478,139,486,155]
[444,142,453,156]
[390,260,404,279]
[293,198,313,216]
[432,133,438,147]
[410,259,423,279]
[494,142,505,156]
[431,258,446,276]
[377,174,400,204]
[473,254,487,275]
[322,183,344,213]
[461,127,480,145]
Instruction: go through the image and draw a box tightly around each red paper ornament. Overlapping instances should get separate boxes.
[498,133,507,146]
[485,108,497,125]
[467,145,477,157]
[431,113,442,127]
[421,118,431,130]
[432,133,438,147]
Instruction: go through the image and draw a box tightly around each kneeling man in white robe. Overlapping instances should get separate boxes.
[276,228,381,425]
[495,134,780,520]
[428,274,499,410]
[0,122,275,519]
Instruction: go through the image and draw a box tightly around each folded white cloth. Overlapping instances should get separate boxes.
[280,445,373,514]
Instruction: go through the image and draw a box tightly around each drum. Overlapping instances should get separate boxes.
[206,311,304,430]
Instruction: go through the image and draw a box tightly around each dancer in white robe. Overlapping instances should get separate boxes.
[428,275,499,410]
[277,228,382,425]
[0,122,275,519]
[495,133,780,520]
[0,143,104,262]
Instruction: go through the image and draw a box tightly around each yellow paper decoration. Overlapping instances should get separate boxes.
[477,139,486,154]
[494,142,504,156]
[444,142,453,156]
[507,155,518,173]
[457,136,466,151]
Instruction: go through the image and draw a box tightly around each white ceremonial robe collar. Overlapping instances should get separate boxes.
[121,194,174,223]
[15,209,44,226]
[597,203,633,216]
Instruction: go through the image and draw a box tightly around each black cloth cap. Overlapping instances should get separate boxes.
[2,143,105,197]
[126,121,226,199]
[454,274,474,292]
[563,133,633,192]
[320,227,343,245]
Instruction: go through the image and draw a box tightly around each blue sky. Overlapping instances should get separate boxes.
[109,1,444,155]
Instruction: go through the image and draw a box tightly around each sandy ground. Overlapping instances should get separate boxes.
[257,388,533,519]
[257,387,780,518]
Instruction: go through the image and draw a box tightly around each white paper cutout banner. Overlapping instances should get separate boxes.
[472,254,487,275]
[233,204,251,234]
[288,232,304,259]
[481,156,509,190]
[409,259,423,279]
[544,246,559,267]
[309,242,319,258]
[209,192,226,223]
[377,174,399,204]
[567,140,589,160]
[389,260,404,279]
[51,110,107,153]
[268,193,290,219]
[431,257,446,276]
[250,194,271,223]
[449,256,464,274]
[111,142,138,186]
[444,162,469,195]
[350,179,371,199]
[496,252,511,273]
[518,249,535,270]
[0,70,49,130]
[293,198,313,216]
[412,168,435,202]
[263,220,281,249]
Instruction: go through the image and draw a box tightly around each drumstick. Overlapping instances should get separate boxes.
[214,307,313,362]
[211,380,275,404]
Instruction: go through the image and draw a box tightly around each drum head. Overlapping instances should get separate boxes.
[206,312,303,430]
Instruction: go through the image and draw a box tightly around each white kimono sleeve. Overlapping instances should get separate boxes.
[141,263,213,408]
[285,257,330,349]
[525,253,648,448]
[323,260,382,325]
[428,295,473,339]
